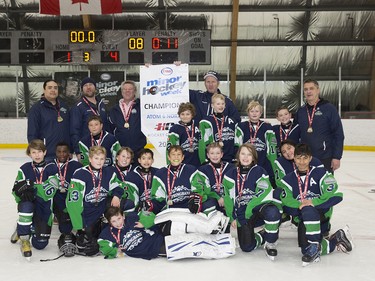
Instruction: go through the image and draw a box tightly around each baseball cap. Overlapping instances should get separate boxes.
[203,71,220,81]
[81,77,96,89]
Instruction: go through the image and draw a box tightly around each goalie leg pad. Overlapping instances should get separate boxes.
[165,233,235,260]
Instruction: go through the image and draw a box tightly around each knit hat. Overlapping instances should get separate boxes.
[81,77,96,89]
[203,70,220,81]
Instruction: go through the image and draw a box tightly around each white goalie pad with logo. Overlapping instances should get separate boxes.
[154,208,229,235]
[165,233,236,260]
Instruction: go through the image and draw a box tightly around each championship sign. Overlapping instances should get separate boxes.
[140,64,189,156]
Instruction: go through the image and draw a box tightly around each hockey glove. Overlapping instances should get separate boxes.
[13,179,35,202]
[188,193,202,214]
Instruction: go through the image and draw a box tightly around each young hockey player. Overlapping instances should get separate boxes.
[150,145,197,214]
[273,139,323,188]
[52,142,82,256]
[279,143,353,266]
[272,106,300,152]
[98,206,165,259]
[191,142,235,215]
[235,100,277,186]
[113,147,135,181]
[78,115,121,167]
[66,146,124,256]
[98,206,234,260]
[12,139,59,260]
[123,148,159,213]
[166,102,201,167]
[223,143,281,260]
[199,93,237,163]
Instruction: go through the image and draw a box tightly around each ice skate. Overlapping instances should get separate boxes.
[330,225,353,253]
[10,229,19,244]
[302,243,321,267]
[264,241,277,261]
[20,236,32,261]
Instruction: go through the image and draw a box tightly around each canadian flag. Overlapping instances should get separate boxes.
[40,0,122,15]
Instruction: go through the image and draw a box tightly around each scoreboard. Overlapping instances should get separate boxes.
[0,30,211,65]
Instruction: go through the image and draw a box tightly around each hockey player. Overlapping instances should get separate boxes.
[70,77,109,160]
[98,206,165,259]
[12,139,59,260]
[279,143,352,266]
[52,142,82,256]
[78,115,121,167]
[223,143,282,260]
[235,100,278,186]
[198,93,237,163]
[66,146,124,256]
[191,142,235,215]
[272,106,300,154]
[273,139,323,188]
[123,148,159,213]
[166,102,201,167]
[150,145,197,215]
[98,206,234,260]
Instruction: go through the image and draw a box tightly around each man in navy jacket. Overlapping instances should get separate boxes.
[27,79,70,162]
[294,79,344,173]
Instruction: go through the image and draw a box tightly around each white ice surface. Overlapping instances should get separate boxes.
[0,149,374,281]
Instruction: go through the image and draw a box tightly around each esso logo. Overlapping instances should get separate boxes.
[100,73,111,81]
[161,67,173,76]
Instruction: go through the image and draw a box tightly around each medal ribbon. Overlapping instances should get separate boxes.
[115,164,129,182]
[142,172,151,200]
[110,227,122,246]
[306,101,319,130]
[57,159,68,189]
[209,163,224,194]
[183,122,195,150]
[248,121,260,144]
[54,101,62,121]
[91,130,103,147]
[213,115,225,142]
[297,169,310,201]
[32,164,45,184]
[167,165,181,202]
[82,97,99,116]
[88,166,103,203]
[279,122,293,142]
[120,100,134,125]
[236,168,246,198]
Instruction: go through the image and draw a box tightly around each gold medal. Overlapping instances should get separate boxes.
[307,127,313,133]
[167,199,173,206]
[124,122,130,128]
[218,141,224,147]
[57,116,63,122]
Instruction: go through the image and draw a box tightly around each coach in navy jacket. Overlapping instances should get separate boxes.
[109,80,146,161]
[294,79,344,172]
[27,79,70,161]
[70,77,109,154]
[189,71,241,124]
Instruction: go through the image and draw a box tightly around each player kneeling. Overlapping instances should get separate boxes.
[223,144,282,260]
[279,144,353,266]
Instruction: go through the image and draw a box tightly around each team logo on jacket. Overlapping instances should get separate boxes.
[247,138,266,151]
[85,187,108,203]
[296,191,319,201]
[236,189,264,206]
[123,230,143,251]
[215,127,235,142]
[171,185,191,203]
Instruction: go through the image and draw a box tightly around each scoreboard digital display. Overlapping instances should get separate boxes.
[0,30,211,65]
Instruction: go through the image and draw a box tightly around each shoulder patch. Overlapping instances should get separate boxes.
[257,180,269,189]
[323,176,336,185]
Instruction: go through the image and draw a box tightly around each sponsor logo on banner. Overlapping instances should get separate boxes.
[140,64,189,156]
